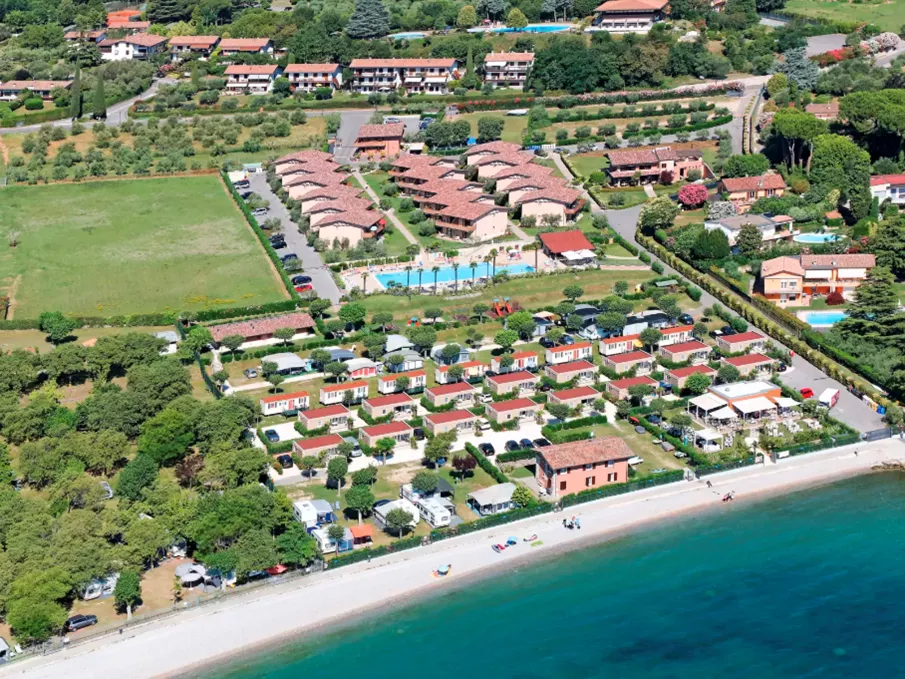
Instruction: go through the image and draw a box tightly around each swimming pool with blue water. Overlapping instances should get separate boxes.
[800,310,848,326]
[468,23,572,33]
[793,233,840,244]
[375,263,534,288]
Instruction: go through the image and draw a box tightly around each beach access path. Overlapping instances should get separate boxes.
[5,438,904,679]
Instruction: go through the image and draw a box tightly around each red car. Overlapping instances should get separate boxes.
[799,387,814,399]
[295,284,313,293]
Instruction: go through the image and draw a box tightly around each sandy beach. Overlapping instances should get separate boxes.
[3,438,903,679]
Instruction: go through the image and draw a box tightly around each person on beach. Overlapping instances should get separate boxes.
[706,480,712,488]
[575,517,581,530]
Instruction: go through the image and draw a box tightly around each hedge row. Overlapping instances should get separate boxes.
[465,442,508,484]
[497,449,536,463]
[560,469,684,507]
[329,254,416,272]
[619,115,733,140]
[544,414,608,431]
[546,102,717,125]
[637,233,887,406]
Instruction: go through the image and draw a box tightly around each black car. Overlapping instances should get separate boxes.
[678,313,694,325]
[533,438,551,447]
[519,438,535,449]
[279,253,298,262]
[65,614,98,632]
[561,335,575,345]
[413,427,425,440]
[505,440,521,452]
[720,325,735,335]
[539,336,555,349]
[276,454,293,469]
[240,191,252,200]
[264,429,279,443]
[666,426,683,438]
[291,275,312,285]
[479,442,496,456]
[270,240,286,250]
[646,414,662,425]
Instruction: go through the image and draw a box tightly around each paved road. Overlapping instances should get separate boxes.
[248,173,342,304]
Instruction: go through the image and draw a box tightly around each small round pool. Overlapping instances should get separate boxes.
[468,23,572,34]
[799,310,848,326]
[389,32,426,40]
[794,233,840,244]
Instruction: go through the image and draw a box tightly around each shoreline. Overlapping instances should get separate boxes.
[4,439,903,679]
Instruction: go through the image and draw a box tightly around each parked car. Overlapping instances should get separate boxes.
[533,438,551,447]
[800,387,814,399]
[291,275,312,285]
[264,429,279,443]
[413,427,425,441]
[720,325,734,335]
[419,118,433,129]
[627,456,644,466]
[252,207,269,216]
[276,454,293,469]
[519,438,535,449]
[279,253,298,262]
[646,414,662,424]
[666,426,683,438]
[505,440,521,452]
[634,425,647,434]
[65,614,98,632]
[678,313,694,325]
[295,284,313,293]
[240,191,252,200]
[674,451,688,459]
[777,362,788,373]
[269,237,286,249]
[539,336,555,349]
[243,368,258,379]
[479,442,496,456]
[384,116,401,124]
[478,393,493,403]
[561,335,575,345]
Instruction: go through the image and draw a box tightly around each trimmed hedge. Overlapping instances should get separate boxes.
[561,469,684,507]
[497,449,536,463]
[465,442,508,483]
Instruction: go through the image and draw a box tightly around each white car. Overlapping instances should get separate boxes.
[627,456,644,466]
[506,109,528,116]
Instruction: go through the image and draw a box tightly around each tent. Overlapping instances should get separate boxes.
[710,406,738,421]
[773,397,800,410]
[733,396,777,417]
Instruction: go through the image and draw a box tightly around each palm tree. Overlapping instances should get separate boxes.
[489,248,498,278]
[404,265,413,295]
[484,255,494,285]
[470,260,477,286]
[453,262,460,293]
[362,271,369,294]
[417,268,423,292]
[432,265,440,295]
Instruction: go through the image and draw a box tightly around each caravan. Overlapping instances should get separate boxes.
[416,497,451,528]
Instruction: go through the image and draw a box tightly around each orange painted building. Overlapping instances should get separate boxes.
[535,438,633,498]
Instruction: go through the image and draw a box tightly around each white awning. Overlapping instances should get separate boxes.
[690,394,724,412]
[710,406,738,420]
[733,396,777,415]
[486,60,506,67]
[804,270,831,279]
[774,397,800,408]
[404,76,423,83]
[562,249,595,261]
[696,428,724,441]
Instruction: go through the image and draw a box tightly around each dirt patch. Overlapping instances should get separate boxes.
[386,462,421,484]
[3,274,20,320]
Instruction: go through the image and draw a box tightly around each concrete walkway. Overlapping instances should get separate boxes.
[354,170,420,247]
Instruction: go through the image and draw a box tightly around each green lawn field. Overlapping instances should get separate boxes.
[0,176,288,318]
[784,0,904,31]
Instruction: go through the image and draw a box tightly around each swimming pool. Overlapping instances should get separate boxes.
[388,32,426,40]
[799,310,848,326]
[793,233,840,244]
[375,263,534,288]
[467,23,572,34]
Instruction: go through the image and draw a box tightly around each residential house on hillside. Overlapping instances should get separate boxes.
[107,20,150,32]
[169,35,219,59]
[0,80,71,101]
[590,0,670,33]
[225,64,283,94]
[805,102,839,120]
[605,146,704,185]
[219,38,274,56]
[99,33,168,60]
[759,254,876,307]
[285,63,343,92]
[718,173,787,212]
[704,213,797,246]
[482,52,534,88]
[870,174,905,206]
[64,29,107,43]
[349,58,461,95]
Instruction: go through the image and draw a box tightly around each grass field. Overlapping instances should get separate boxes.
[784,0,904,31]
[0,175,288,318]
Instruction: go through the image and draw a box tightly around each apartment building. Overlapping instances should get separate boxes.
[225,64,283,94]
[482,52,534,88]
[169,35,220,60]
[718,173,787,212]
[354,123,406,159]
[434,202,509,242]
[285,63,343,93]
[589,0,670,33]
[349,58,461,95]
[515,186,586,225]
[605,146,705,185]
[760,254,876,307]
[219,38,274,57]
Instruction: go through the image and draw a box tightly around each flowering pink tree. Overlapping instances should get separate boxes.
[678,184,708,209]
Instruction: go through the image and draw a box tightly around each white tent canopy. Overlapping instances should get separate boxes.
[710,406,738,421]
[774,397,801,409]
[733,396,777,415]
[562,249,596,261]
[690,394,725,412]
[696,428,724,442]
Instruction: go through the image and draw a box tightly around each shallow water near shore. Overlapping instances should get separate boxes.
[200,473,905,679]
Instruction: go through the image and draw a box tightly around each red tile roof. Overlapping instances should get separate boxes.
[487,397,540,412]
[720,173,787,193]
[550,386,599,401]
[356,124,406,140]
[321,381,369,394]
[720,331,764,344]
[606,146,675,167]
[361,421,413,437]
[299,404,350,420]
[225,64,279,75]
[723,353,774,367]
[609,375,658,390]
[219,38,271,51]
[293,433,344,450]
[602,333,640,345]
[549,341,593,353]
[437,202,502,221]
[515,186,584,206]
[427,382,474,396]
[605,350,652,364]
[661,325,694,336]
[511,351,537,360]
[870,173,905,187]
[799,254,876,270]
[538,436,633,469]
[65,30,106,39]
[285,63,341,73]
[317,209,383,229]
[660,340,708,355]
[493,164,554,179]
[364,393,413,408]
[425,410,476,425]
[169,35,219,48]
[379,370,426,382]
[208,312,314,342]
[761,256,805,277]
[485,52,535,63]
[539,230,594,255]
[487,370,538,385]
[667,365,716,378]
[307,198,374,215]
[0,80,71,91]
[546,359,596,375]
[504,176,565,193]
[438,360,484,372]
[349,524,373,539]
[260,390,308,405]
[473,151,535,167]
[595,0,668,9]
[275,149,335,165]
[108,20,150,28]
[350,58,458,68]
[464,141,523,156]
[101,33,167,47]
[805,102,839,117]
[298,186,363,202]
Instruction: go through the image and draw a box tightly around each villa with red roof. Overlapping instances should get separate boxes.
[259,391,309,417]
[298,404,350,432]
[219,38,273,56]
[605,375,658,400]
[463,141,523,164]
[207,312,315,347]
[658,340,711,365]
[605,145,704,185]
[424,410,477,436]
[547,386,599,410]
[354,123,406,159]
[591,0,669,32]
[292,433,344,459]
[544,360,597,385]
[378,370,426,394]
[760,254,876,307]
[473,152,536,178]
[359,421,413,448]
[425,382,476,408]
[108,20,150,32]
[545,341,593,365]
[435,360,487,384]
[486,371,539,396]
[225,64,283,94]
[718,173,787,212]
[169,35,219,59]
[100,33,168,61]
[362,393,415,420]
[721,353,776,378]
[485,397,542,424]
[319,381,369,406]
[285,63,343,92]
[599,333,640,357]
[490,351,538,373]
[516,186,586,225]
[870,174,905,207]
[535,437,633,498]
[0,80,71,101]
[64,29,107,43]
[716,331,766,354]
[483,52,535,88]
[601,350,654,375]
[665,364,716,390]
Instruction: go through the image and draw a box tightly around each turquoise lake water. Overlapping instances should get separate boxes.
[199,473,905,679]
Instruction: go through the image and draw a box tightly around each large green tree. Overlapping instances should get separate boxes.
[114,570,142,619]
[871,217,905,279]
[346,0,390,39]
[770,109,827,170]
[92,70,106,120]
[810,134,872,219]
